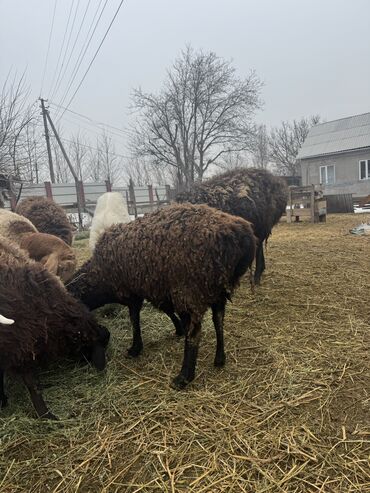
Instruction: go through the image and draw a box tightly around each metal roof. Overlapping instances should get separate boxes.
[297,112,370,159]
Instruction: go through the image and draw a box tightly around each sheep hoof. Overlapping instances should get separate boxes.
[0,395,8,408]
[126,347,142,358]
[41,411,58,421]
[171,375,189,390]
[214,354,226,367]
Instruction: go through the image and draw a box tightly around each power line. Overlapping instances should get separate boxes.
[48,0,76,98]
[54,0,108,116]
[51,0,93,103]
[51,0,82,100]
[49,100,134,136]
[40,0,58,95]
[57,0,126,122]
[57,136,131,160]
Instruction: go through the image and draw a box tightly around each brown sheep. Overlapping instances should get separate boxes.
[176,167,287,284]
[16,196,74,245]
[0,237,110,419]
[0,209,76,282]
[68,203,256,390]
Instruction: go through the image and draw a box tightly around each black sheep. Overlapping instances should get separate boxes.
[176,167,287,284]
[0,237,109,419]
[68,203,256,389]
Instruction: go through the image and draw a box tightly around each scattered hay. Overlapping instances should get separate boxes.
[0,214,369,492]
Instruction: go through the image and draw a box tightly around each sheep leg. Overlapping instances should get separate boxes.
[0,370,8,408]
[162,309,184,337]
[212,299,226,367]
[171,315,201,390]
[254,242,265,285]
[22,371,58,420]
[127,299,144,357]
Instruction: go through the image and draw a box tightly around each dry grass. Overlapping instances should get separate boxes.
[0,214,369,492]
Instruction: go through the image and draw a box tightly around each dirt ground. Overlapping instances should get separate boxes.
[0,214,369,492]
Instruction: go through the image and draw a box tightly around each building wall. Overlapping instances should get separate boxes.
[300,148,370,197]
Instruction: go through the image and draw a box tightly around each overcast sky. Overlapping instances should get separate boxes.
[1,0,370,151]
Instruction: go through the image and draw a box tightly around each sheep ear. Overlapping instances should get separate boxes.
[91,344,106,371]
[0,314,14,325]
[42,254,59,275]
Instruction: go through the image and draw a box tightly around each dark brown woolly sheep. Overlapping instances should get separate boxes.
[0,237,110,419]
[68,203,256,389]
[176,168,287,284]
[16,196,74,245]
[0,209,76,282]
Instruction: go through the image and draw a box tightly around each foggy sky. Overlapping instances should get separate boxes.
[1,0,370,150]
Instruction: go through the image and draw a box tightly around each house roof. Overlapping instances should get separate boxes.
[297,112,370,159]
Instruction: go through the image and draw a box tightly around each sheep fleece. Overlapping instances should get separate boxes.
[0,237,102,370]
[87,203,256,314]
[16,196,73,245]
[176,167,288,242]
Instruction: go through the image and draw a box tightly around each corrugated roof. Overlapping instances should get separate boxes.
[297,112,370,159]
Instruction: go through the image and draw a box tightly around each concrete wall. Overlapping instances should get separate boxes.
[300,148,370,197]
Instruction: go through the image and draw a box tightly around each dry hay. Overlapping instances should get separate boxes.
[0,214,369,492]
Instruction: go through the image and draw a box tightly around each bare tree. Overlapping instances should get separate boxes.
[0,72,42,180]
[87,133,122,185]
[130,46,262,189]
[269,115,321,176]
[251,124,270,169]
[69,132,89,180]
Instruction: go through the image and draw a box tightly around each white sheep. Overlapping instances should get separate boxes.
[89,192,130,251]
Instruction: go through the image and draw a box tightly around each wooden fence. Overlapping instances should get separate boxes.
[325,194,354,214]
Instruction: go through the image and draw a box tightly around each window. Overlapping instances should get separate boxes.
[359,160,370,180]
[320,165,335,185]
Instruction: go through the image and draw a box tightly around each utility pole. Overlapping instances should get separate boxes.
[39,98,55,183]
[44,109,84,228]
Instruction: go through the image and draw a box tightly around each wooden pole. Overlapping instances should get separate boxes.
[45,110,83,228]
[40,98,55,184]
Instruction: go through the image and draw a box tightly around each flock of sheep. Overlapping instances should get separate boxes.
[0,168,287,419]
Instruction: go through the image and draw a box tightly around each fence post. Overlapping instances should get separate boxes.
[44,181,53,199]
[105,180,112,192]
[310,185,315,223]
[165,184,172,203]
[129,179,137,218]
[148,185,154,211]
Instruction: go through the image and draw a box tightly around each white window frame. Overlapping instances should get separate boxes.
[359,160,370,180]
[320,164,335,185]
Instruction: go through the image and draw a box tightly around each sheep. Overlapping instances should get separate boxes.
[16,196,74,245]
[0,237,110,419]
[176,167,288,285]
[0,209,77,282]
[68,203,256,390]
[89,192,131,252]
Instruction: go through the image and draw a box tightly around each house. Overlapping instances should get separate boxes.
[297,112,370,198]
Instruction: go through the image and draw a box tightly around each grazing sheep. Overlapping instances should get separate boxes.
[0,209,77,282]
[0,237,110,419]
[68,203,256,390]
[16,196,74,245]
[89,192,131,251]
[176,168,287,284]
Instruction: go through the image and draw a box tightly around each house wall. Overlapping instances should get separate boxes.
[300,148,370,197]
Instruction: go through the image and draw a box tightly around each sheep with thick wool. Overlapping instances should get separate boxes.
[89,192,130,251]
[0,237,110,419]
[176,167,287,284]
[0,209,76,282]
[16,196,74,245]
[68,203,256,389]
